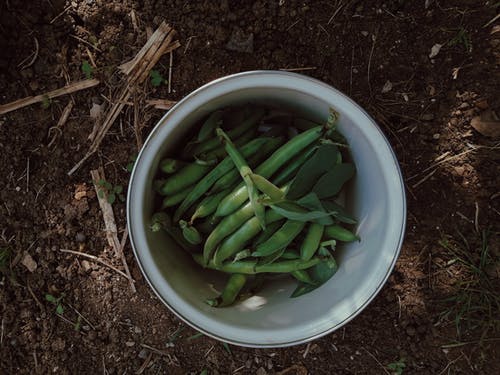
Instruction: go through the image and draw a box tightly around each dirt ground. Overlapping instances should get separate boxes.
[1,1,499,374]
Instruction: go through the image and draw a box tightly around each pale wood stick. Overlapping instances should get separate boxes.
[0,79,99,115]
[90,169,136,293]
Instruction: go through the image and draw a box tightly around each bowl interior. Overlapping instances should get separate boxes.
[128,72,405,347]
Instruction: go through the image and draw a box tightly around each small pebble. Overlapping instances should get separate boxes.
[432,133,440,139]
[125,341,135,347]
[138,349,148,359]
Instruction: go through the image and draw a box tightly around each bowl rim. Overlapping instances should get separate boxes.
[127,70,407,347]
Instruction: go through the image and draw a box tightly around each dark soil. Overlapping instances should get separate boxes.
[1,1,499,374]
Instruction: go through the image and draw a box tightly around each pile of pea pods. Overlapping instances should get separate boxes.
[150,105,359,307]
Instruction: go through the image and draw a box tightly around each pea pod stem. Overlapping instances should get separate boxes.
[216,128,266,230]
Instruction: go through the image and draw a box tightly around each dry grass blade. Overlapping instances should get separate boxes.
[146,99,177,110]
[0,79,99,115]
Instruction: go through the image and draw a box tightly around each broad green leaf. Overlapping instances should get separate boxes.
[313,163,355,199]
[296,192,325,211]
[97,179,106,186]
[104,181,113,190]
[286,144,340,199]
[114,185,123,194]
[97,189,104,199]
[45,294,56,303]
[320,200,357,224]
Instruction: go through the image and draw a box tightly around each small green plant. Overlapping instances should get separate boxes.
[387,358,406,374]
[438,229,499,339]
[222,342,232,355]
[126,154,138,173]
[150,69,165,87]
[45,293,65,315]
[41,95,52,109]
[81,60,93,79]
[96,179,125,204]
[449,28,472,53]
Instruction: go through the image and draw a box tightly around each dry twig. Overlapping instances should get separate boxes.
[0,79,99,115]
[69,22,180,175]
[90,168,136,292]
[48,101,74,148]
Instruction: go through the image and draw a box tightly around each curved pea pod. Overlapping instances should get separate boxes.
[252,220,305,257]
[252,220,285,247]
[173,137,271,222]
[300,223,325,261]
[196,214,220,234]
[257,247,286,266]
[179,220,203,245]
[203,204,282,265]
[215,125,325,217]
[201,127,256,162]
[212,210,283,266]
[190,189,231,224]
[210,136,284,193]
[206,273,247,307]
[159,163,209,196]
[161,188,191,209]
[159,158,186,174]
[189,107,266,157]
[192,253,257,274]
[280,250,301,260]
[197,110,223,142]
[324,224,359,242]
[216,128,265,229]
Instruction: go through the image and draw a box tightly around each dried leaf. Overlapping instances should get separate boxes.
[471,112,500,138]
[381,80,393,93]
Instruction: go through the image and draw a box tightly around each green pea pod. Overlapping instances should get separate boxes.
[196,215,219,234]
[252,220,285,247]
[212,210,283,266]
[210,136,285,193]
[161,188,192,209]
[189,107,265,156]
[252,220,305,257]
[249,173,284,200]
[300,222,325,261]
[159,163,209,196]
[215,125,326,217]
[324,224,359,242]
[206,273,247,307]
[203,203,283,265]
[216,128,266,230]
[197,110,223,142]
[179,220,203,245]
[291,270,316,285]
[280,250,301,260]
[159,158,186,174]
[173,137,271,222]
[257,247,285,266]
[193,254,321,274]
[201,126,256,162]
[190,189,230,223]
